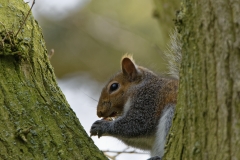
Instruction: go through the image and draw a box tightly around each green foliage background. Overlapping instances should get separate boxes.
[37,0,180,81]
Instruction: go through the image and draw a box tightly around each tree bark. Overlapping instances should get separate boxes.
[0,0,107,159]
[154,0,240,159]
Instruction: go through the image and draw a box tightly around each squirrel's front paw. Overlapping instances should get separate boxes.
[90,120,109,138]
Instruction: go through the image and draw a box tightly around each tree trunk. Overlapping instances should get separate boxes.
[0,0,107,159]
[154,0,240,159]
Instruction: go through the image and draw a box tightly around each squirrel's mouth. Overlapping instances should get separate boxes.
[102,111,119,121]
[109,111,118,117]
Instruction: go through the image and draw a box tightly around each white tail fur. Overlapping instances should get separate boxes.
[164,28,182,79]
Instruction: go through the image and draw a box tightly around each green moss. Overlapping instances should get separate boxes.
[0,0,107,159]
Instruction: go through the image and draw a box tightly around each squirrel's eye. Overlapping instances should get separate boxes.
[110,83,119,92]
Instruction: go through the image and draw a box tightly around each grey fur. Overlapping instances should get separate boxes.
[90,69,177,159]
[91,33,181,159]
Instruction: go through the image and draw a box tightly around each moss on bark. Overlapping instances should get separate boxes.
[155,0,240,159]
[0,0,107,159]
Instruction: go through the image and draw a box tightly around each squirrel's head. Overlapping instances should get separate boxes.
[97,54,144,118]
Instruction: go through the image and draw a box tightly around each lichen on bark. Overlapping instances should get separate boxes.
[0,0,107,159]
[153,0,240,159]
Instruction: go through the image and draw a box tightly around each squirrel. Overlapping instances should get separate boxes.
[90,29,181,160]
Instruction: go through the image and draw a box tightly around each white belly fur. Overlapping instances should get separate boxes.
[151,105,175,157]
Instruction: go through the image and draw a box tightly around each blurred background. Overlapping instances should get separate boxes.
[25,0,180,159]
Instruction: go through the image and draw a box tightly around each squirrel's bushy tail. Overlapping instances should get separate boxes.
[164,28,182,79]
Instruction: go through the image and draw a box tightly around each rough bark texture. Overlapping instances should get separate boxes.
[154,0,240,159]
[0,0,107,159]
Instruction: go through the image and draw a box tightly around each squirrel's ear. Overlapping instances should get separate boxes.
[121,55,138,80]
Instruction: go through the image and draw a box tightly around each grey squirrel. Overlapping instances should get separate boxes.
[90,30,181,160]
